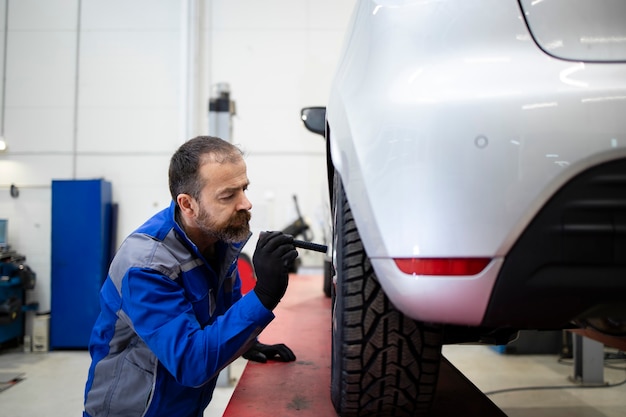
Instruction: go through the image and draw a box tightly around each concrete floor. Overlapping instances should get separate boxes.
[443,344,626,417]
[0,342,624,416]
[0,345,246,417]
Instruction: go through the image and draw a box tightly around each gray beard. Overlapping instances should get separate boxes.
[196,210,251,243]
[202,222,250,243]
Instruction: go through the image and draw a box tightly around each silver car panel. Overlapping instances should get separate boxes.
[327,0,626,324]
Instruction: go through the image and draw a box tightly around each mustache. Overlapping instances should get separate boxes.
[231,210,251,225]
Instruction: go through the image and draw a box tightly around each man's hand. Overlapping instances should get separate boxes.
[243,342,296,363]
[253,231,298,310]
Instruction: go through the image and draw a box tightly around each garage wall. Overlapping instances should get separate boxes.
[0,0,355,319]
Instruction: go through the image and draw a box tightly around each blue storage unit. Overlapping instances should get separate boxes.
[51,179,113,349]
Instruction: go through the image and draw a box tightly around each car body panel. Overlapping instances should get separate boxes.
[520,0,626,62]
[371,257,503,325]
[327,0,626,324]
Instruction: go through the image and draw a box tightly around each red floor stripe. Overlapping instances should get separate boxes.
[224,274,336,416]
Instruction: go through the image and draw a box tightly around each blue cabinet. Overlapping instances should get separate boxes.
[51,179,113,349]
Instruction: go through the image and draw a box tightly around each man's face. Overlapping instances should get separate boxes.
[194,156,252,243]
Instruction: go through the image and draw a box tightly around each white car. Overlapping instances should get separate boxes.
[302,0,626,415]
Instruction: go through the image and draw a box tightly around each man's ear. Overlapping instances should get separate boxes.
[176,194,197,217]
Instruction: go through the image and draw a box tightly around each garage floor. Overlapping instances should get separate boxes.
[0,272,624,417]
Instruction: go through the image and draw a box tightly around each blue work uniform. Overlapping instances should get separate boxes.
[83,201,272,417]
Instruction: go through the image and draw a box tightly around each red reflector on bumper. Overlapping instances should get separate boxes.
[394,258,491,276]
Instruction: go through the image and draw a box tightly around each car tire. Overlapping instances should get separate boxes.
[331,172,443,417]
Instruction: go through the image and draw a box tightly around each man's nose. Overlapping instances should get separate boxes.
[237,194,252,211]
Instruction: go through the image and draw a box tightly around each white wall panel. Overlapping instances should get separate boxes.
[304,30,350,103]
[0,154,74,184]
[111,185,173,247]
[211,0,307,30]
[5,107,75,152]
[10,0,78,30]
[307,0,357,30]
[211,29,309,106]
[117,184,170,227]
[78,32,180,107]
[6,31,76,107]
[233,103,325,153]
[77,107,180,152]
[0,3,4,119]
[75,154,170,195]
[78,1,184,154]
[4,29,77,152]
[246,154,328,225]
[77,30,182,153]
[81,0,181,30]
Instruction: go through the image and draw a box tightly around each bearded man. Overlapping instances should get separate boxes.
[83,136,298,417]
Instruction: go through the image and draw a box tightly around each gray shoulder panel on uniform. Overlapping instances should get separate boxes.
[108,229,197,288]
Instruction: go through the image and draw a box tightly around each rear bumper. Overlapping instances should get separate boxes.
[374,158,626,329]
[482,157,626,328]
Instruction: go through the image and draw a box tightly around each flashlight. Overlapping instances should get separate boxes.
[292,239,328,253]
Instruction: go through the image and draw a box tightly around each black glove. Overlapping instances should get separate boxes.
[243,342,296,363]
[253,231,298,310]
